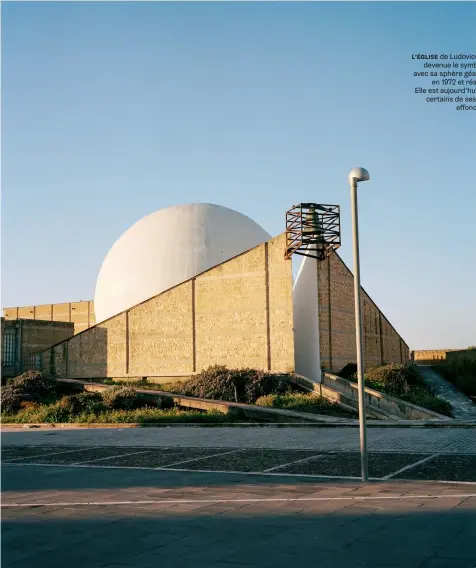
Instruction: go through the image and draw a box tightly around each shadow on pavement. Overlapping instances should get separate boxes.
[2,507,476,568]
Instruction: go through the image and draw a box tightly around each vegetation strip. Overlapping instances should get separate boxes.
[2,422,476,428]
[3,494,476,508]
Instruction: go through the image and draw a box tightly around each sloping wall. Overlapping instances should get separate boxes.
[40,234,295,379]
[316,252,409,373]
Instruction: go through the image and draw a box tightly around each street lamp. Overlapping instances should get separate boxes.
[348,167,370,482]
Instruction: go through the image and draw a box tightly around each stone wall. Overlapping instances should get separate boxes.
[412,348,476,365]
[40,234,295,379]
[1,318,74,378]
[3,301,96,335]
[411,349,460,365]
[317,252,409,373]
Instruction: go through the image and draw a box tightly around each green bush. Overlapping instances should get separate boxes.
[165,365,295,404]
[0,386,28,414]
[256,392,357,417]
[364,364,422,395]
[9,371,57,397]
[59,392,106,415]
[354,364,453,417]
[1,371,59,413]
[101,386,141,410]
[397,387,452,416]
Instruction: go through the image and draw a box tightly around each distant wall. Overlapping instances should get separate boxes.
[447,349,476,363]
[40,234,295,379]
[317,252,409,373]
[1,318,74,378]
[411,349,459,365]
[412,348,476,365]
[3,301,95,335]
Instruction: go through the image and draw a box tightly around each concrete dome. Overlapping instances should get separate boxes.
[94,203,271,323]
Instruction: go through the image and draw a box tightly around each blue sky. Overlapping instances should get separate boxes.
[2,2,475,350]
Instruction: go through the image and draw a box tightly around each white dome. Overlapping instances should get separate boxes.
[94,203,271,323]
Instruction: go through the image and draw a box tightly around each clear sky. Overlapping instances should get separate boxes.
[2,1,475,350]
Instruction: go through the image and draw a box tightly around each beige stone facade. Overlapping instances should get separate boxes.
[40,234,295,379]
[3,301,96,335]
[1,318,74,378]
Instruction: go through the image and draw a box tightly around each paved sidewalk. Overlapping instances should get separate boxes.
[2,465,476,568]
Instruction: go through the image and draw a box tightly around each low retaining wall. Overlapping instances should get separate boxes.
[58,379,350,424]
[292,375,398,420]
[320,373,451,421]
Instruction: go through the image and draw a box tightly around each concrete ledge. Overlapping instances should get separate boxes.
[293,375,399,420]
[320,373,451,421]
[58,379,352,424]
[2,421,476,429]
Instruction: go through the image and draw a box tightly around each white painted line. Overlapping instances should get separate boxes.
[74,450,152,465]
[2,447,93,462]
[3,461,476,486]
[382,454,440,480]
[159,449,245,468]
[3,493,476,508]
[159,466,371,481]
[263,454,325,472]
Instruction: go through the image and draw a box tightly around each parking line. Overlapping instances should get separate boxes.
[2,447,94,462]
[382,453,440,480]
[159,449,245,468]
[74,450,153,465]
[3,460,476,484]
[263,454,325,472]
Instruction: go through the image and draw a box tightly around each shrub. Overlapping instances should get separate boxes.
[338,363,357,380]
[167,365,295,404]
[364,364,422,395]
[398,387,453,416]
[102,386,140,410]
[255,392,357,417]
[0,386,28,414]
[36,402,72,423]
[9,371,57,398]
[59,392,106,415]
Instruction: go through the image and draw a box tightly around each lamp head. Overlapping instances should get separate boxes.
[348,167,370,184]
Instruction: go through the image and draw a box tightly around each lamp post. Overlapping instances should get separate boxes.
[348,167,370,482]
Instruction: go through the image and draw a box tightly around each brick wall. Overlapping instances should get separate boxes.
[317,252,409,373]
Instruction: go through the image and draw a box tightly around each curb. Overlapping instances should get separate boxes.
[2,421,476,429]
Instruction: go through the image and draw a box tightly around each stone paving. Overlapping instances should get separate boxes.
[2,465,476,568]
[3,426,476,454]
